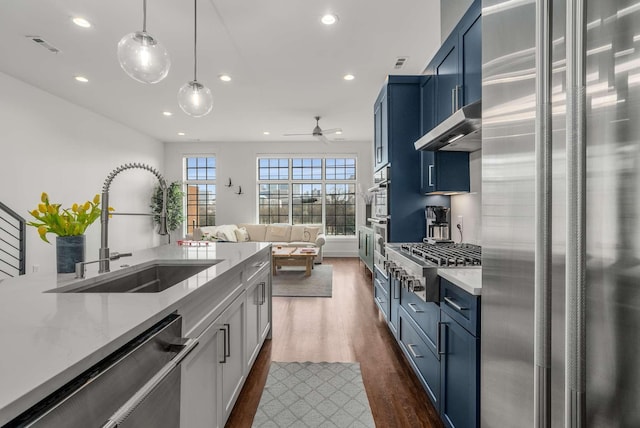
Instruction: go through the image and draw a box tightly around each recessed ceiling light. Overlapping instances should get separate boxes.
[72,17,92,28]
[177,132,186,136]
[219,74,232,82]
[162,111,173,116]
[74,75,89,83]
[321,14,338,25]
[343,74,355,81]
[263,131,270,135]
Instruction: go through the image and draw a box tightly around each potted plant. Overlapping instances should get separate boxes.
[27,192,111,273]
[150,181,185,241]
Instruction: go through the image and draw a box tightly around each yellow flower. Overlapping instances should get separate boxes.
[93,194,100,205]
[108,206,115,212]
[38,204,47,213]
[37,225,47,236]
[30,209,40,217]
[41,192,48,203]
[83,201,91,211]
[47,205,56,214]
[72,203,79,212]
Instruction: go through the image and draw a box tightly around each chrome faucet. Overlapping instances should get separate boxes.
[76,252,132,278]
[99,163,168,273]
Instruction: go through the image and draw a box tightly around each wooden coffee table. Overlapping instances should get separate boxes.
[271,247,319,277]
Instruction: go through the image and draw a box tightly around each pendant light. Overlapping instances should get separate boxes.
[117,0,170,84]
[178,0,213,117]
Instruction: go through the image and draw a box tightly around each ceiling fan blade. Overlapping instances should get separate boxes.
[283,133,312,136]
[316,134,331,145]
[321,128,342,135]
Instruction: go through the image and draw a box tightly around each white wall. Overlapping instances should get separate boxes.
[441,0,474,41]
[451,149,481,244]
[163,140,373,257]
[0,72,165,274]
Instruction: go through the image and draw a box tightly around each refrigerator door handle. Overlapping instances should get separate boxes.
[534,0,553,427]
[565,0,587,425]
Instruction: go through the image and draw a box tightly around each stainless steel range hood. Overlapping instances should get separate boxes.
[414,100,481,152]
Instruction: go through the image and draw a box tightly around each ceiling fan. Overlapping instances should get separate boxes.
[283,116,342,144]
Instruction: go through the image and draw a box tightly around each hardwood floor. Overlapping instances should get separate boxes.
[225,257,444,428]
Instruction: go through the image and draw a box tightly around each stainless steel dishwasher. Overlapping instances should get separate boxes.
[5,313,197,427]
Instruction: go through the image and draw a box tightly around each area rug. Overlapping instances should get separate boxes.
[252,362,375,427]
[272,265,333,297]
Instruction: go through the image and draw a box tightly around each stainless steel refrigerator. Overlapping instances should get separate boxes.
[482,0,640,426]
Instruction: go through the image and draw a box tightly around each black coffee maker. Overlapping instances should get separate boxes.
[425,206,453,243]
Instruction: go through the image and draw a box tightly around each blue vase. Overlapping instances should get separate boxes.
[56,235,86,274]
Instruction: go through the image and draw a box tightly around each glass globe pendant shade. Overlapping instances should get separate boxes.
[117,31,170,84]
[178,81,213,117]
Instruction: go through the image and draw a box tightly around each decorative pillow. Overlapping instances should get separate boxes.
[214,224,238,242]
[265,225,291,242]
[198,226,219,241]
[303,226,320,243]
[234,227,250,242]
[290,225,306,242]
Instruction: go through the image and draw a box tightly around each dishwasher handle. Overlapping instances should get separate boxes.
[102,338,199,428]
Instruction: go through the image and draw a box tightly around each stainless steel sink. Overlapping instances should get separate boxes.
[51,261,220,293]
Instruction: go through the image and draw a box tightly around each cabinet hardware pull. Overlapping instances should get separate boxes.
[219,327,227,363]
[375,296,385,305]
[428,165,434,187]
[455,85,460,111]
[444,296,468,311]
[451,88,456,114]
[438,322,446,355]
[407,343,423,359]
[224,323,231,358]
[103,338,199,428]
[407,303,424,313]
[260,281,266,305]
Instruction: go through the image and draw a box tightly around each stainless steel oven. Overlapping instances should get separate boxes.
[368,166,390,272]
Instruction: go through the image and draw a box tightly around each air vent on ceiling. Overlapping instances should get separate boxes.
[26,35,60,53]
[394,56,409,69]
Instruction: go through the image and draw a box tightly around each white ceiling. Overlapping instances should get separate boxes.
[0,0,441,144]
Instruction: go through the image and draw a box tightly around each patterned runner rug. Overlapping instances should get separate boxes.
[252,362,375,427]
[271,265,333,297]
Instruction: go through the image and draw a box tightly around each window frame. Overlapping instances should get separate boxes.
[256,155,358,236]
[183,155,217,235]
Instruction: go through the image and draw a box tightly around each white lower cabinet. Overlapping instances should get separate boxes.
[246,266,271,369]
[220,292,246,421]
[180,314,223,428]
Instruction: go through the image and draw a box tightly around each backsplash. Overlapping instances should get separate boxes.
[451,150,481,244]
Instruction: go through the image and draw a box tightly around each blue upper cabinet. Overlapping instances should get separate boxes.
[373,75,428,242]
[421,151,470,195]
[460,7,482,106]
[426,0,481,127]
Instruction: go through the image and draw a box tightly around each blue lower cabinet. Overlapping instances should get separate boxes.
[374,267,390,321]
[400,286,440,355]
[388,276,401,337]
[439,311,479,428]
[398,306,441,409]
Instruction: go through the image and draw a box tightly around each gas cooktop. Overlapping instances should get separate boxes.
[389,242,482,267]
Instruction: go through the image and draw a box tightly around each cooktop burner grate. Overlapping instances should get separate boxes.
[399,243,481,267]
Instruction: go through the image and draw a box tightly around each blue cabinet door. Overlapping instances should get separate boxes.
[374,266,390,320]
[459,6,482,106]
[420,75,435,135]
[433,38,459,125]
[421,151,470,194]
[440,311,479,428]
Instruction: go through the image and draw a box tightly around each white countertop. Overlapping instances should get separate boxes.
[437,268,482,295]
[0,242,270,425]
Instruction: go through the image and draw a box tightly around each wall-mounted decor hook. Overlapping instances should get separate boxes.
[235,186,243,195]
[225,178,233,187]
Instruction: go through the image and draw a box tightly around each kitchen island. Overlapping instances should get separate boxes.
[0,242,271,426]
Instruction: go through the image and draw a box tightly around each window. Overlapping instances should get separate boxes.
[184,156,216,234]
[257,156,357,236]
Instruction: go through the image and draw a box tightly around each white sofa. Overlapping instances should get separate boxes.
[192,223,325,263]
